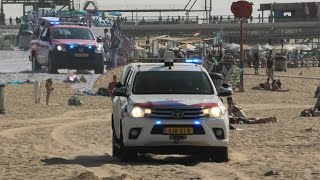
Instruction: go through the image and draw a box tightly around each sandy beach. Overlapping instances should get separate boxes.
[0,66,320,180]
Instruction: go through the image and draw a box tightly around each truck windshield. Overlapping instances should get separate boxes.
[53,28,94,40]
[133,71,214,94]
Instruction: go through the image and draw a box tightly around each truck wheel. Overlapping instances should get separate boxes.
[48,56,58,74]
[31,54,41,72]
[112,117,121,157]
[118,121,137,162]
[209,147,229,162]
[94,66,104,74]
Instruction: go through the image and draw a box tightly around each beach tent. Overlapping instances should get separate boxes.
[273,44,294,51]
[224,43,239,51]
[294,44,312,51]
[178,43,197,51]
[262,43,273,50]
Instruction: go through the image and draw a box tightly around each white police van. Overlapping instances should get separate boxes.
[111,53,232,162]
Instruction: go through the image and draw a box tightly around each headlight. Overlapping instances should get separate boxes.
[130,107,151,118]
[56,45,66,51]
[57,45,63,51]
[95,45,103,53]
[203,106,224,118]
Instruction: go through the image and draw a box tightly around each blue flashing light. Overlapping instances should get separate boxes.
[50,21,60,25]
[69,45,74,49]
[88,45,93,49]
[186,59,201,63]
[155,121,162,125]
[194,121,200,125]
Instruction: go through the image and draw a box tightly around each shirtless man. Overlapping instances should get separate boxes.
[227,97,277,124]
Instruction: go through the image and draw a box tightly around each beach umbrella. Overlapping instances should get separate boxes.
[251,44,264,51]
[262,43,273,50]
[108,12,122,16]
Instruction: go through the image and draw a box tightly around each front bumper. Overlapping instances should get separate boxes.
[52,51,104,70]
[125,146,227,155]
[121,117,229,152]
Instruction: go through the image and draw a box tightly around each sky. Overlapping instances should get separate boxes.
[2,0,320,18]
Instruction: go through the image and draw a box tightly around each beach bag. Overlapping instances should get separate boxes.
[68,96,83,106]
[96,88,109,96]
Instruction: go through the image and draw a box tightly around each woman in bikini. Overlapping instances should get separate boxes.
[227,97,277,124]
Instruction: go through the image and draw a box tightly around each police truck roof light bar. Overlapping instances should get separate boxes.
[185,58,202,63]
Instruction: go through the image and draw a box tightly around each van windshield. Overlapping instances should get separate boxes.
[53,28,94,40]
[133,71,214,94]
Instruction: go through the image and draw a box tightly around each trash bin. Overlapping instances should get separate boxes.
[209,72,223,89]
[274,56,287,72]
[18,30,33,50]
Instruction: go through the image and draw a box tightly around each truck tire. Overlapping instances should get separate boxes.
[48,55,58,74]
[112,116,121,158]
[94,60,104,74]
[118,121,137,162]
[209,147,229,162]
[31,54,41,72]
[94,66,104,74]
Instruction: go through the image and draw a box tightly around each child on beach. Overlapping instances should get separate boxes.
[34,81,43,104]
[45,79,54,105]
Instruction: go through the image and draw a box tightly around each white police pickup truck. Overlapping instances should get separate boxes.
[111,57,232,162]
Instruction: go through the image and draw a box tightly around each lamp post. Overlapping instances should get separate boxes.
[231,1,253,89]
[239,18,244,87]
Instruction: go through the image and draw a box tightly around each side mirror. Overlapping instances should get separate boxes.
[97,36,103,43]
[218,84,233,96]
[113,87,127,97]
[115,82,123,88]
[41,36,49,42]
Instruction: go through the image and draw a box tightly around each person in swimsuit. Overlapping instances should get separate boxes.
[227,97,277,124]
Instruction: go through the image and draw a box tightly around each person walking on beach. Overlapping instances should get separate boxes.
[110,28,120,68]
[266,57,275,81]
[103,28,110,56]
[45,79,54,105]
[253,52,260,75]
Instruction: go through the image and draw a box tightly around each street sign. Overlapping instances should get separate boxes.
[231,1,253,19]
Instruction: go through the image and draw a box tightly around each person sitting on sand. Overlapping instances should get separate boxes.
[264,78,271,91]
[227,97,278,124]
[276,79,282,89]
[271,80,280,91]
[271,80,290,92]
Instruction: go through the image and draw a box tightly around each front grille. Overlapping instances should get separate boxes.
[150,108,205,119]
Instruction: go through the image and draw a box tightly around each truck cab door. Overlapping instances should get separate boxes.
[113,70,133,139]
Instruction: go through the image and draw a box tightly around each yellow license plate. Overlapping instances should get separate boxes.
[164,127,193,135]
[74,53,89,57]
